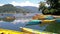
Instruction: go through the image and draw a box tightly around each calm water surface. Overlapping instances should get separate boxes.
[0,13,47,31]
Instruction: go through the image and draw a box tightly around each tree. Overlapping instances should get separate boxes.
[39,2,49,14]
[39,2,46,11]
[39,0,60,15]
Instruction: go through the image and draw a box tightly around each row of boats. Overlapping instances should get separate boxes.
[0,27,57,34]
[25,14,60,26]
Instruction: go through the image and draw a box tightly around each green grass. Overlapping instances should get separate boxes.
[44,22,60,34]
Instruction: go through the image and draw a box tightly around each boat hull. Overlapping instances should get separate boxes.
[0,28,30,34]
[20,27,57,34]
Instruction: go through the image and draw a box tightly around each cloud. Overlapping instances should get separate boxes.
[0,1,39,7]
[0,1,49,7]
[0,3,4,6]
[10,1,39,7]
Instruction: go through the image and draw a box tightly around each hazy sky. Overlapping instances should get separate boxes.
[0,0,44,7]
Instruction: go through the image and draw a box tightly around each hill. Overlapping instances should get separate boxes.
[0,4,42,14]
[0,4,25,13]
[16,6,42,13]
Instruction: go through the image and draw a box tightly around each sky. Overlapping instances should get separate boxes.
[0,0,45,7]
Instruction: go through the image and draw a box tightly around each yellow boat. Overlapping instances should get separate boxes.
[41,19,56,24]
[0,28,30,34]
[20,27,57,34]
[39,19,56,26]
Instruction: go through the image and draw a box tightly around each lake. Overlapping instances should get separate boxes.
[0,13,47,31]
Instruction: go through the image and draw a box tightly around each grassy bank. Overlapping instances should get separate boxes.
[44,22,60,34]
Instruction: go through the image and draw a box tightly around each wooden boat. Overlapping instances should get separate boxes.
[20,27,57,34]
[3,16,15,22]
[32,14,54,20]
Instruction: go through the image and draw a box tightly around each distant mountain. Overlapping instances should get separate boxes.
[0,4,42,13]
[16,6,42,13]
[15,6,22,8]
[23,6,39,13]
[15,6,30,13]
[0,4,26,13]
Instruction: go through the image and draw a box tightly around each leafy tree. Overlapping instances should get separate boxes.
[39,0,60,15]
[39,2,49,14]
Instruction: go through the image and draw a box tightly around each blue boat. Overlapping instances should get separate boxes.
[45,15,54,20]
[26,20,42,26]
[55,18,60,22]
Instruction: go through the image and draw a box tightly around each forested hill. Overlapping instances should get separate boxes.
[0,4,26,13]
[0,4,41,13]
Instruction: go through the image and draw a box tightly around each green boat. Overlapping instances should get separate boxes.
[26,20,42,26]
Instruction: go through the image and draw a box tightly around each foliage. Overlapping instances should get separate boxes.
[39,2,46,11]
[39,0,60,15]
[0,4,26,13]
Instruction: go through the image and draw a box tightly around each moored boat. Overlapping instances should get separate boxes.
[26,20,42,26]
[26,20,55,26]
[20,27,57,34]
[0,28,30,34]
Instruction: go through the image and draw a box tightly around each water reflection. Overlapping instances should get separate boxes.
[0,13,47,31]
[0,20,47,31]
